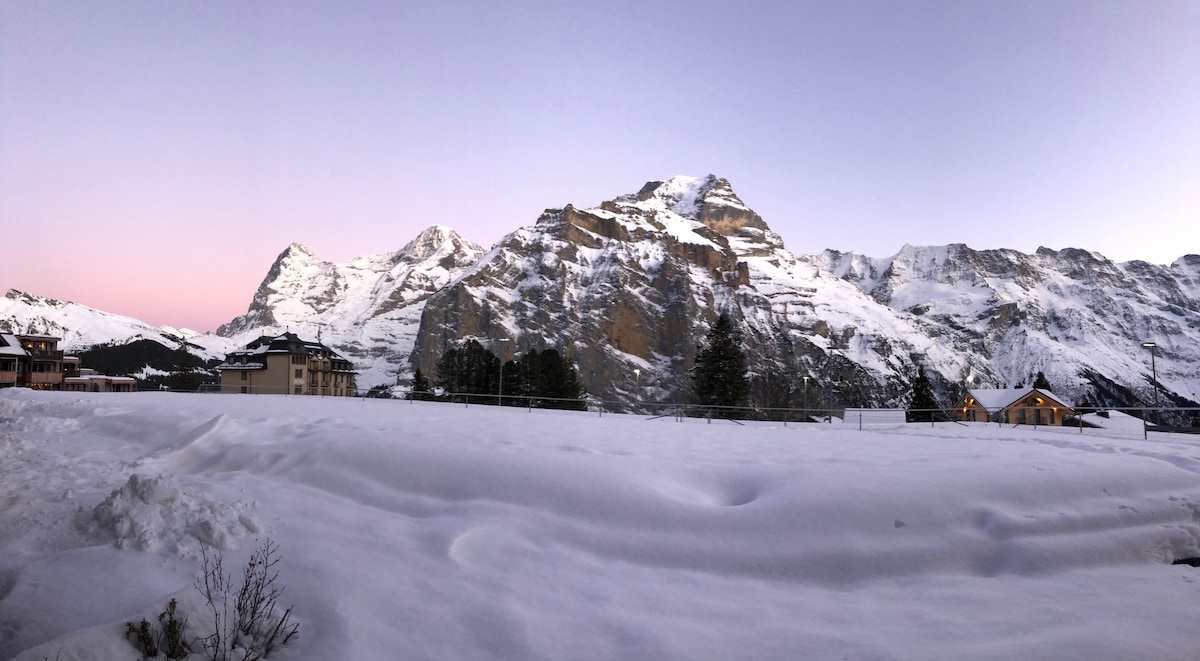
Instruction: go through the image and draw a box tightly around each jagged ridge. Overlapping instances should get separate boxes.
[215,225,485,386]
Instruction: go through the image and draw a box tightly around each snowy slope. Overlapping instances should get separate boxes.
[5,390,1200,660]
[216,225,484,387]
[816,245,1200,408]
[0,289,235,360]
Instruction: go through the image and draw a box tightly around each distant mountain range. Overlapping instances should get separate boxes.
[4,175,1198,412]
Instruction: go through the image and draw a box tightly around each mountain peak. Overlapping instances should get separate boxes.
[400,225,481,263]
[632,174,722,217]
[628,175,764,234]
[284,242,316,258]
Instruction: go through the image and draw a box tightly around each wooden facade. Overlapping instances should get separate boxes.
[954,388,1075,426]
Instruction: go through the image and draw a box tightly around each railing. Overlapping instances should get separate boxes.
[148,385,1200,438]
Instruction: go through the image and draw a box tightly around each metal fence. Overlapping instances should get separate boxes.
[157,384,1200,438]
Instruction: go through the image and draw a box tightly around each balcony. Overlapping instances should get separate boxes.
[28,372,62,385]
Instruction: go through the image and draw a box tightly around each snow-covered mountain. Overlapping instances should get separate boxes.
[215,225,485,386]
[0,289,234,360]
[815,244,1200,409]
[412,175,1200,412]
[6,178,1197,410]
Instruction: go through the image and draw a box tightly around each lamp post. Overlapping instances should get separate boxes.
[1143,342,1159,426]
[634,368,641,390]
[497,338,510,406]
[802,376,809,420]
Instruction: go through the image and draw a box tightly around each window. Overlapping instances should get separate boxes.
[241,386,247,394]
[291,355,306,365]
[295,369,303,378]
[241,370,248,381]
[294,386,302,395]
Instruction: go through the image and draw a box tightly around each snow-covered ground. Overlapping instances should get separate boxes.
[3,389,1200,660]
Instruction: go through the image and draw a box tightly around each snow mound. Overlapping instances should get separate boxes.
[89,473,259,557]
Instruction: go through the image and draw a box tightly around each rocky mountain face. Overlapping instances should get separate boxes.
[215,225,485,386]
[411,175,1200,412]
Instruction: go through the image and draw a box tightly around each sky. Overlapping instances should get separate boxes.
[2,0,1198,332]
[6,390,1200,660]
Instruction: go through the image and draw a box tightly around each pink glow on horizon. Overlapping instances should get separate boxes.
[2,1,1197,333]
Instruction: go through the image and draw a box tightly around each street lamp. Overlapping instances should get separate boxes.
[634,368,641,390]
[1143,342,1159,426]
[802,376,809,420]
[497,338,510,406]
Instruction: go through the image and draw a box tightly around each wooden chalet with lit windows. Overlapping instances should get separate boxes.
[216,332,357,396]
[953,387,1075,426]
[0,333,65,389]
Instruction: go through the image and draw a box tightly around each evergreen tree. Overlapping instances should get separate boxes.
[1033,371,1051,391]
[500,359,520,403]
[166,345,201,392]
[691,313,749,413]
[748,366,797,418]
[435,339,500,400]
[409,368,432,401]
[907,366,938,422]
[508,349,585,410]
[538,350,584,410]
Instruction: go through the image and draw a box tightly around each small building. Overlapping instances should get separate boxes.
[953,387,1075,426]
[0,333,65,389]
[216,332,357,396]
[63,369,136,392]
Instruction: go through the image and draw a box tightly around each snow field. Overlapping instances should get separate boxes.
[3,389,1200,660]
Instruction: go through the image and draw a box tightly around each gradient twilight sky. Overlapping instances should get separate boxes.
[2,1,1198,332]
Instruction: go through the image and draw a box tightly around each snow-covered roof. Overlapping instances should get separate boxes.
[0,333,28,356]
[965,388,1073,411]
[216,361,266,370]
[227,332,353,364]
[65,375,136,383]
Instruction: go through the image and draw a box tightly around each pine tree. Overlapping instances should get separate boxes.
[907,366,938,422]
[435,339,500,400]
[507,349,585,410]
[1033,371,1051,391]
[748,366,797,418]
[409,368,432,401]
[537,350,584,410]
[692,313,749,413]
[166,345,200,392]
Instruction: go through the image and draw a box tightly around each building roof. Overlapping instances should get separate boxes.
[215,361,266,371]
[66,375,136,383]
[0,333,28,356]
[964,387,1073,411]
[222,332,356,372]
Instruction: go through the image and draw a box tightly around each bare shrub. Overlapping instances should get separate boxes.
[194,539,299,661]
